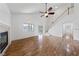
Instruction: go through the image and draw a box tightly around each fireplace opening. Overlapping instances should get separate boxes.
[0,31,8,53]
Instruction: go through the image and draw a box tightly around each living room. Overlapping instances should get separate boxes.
[0,3,79,56]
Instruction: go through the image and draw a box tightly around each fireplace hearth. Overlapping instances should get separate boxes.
[0,31,8,53]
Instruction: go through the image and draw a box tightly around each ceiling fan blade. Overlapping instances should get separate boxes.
[41,14,44,17]
[48,12,55,15]
[40,11,45,13]
[48,7,52,11]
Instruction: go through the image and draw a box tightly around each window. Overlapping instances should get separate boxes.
[23,23,34,32]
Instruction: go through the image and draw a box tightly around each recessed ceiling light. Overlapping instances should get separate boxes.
[54,6,58,9]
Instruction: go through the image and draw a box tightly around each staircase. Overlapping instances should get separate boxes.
[45,4,74,33]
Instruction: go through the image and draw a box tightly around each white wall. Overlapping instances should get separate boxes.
[48,4,79,40]
[0,3,11,37]
[0,3,11,34]
[11,13,46,40]
[0,3,11,41]
[0,3,11,26]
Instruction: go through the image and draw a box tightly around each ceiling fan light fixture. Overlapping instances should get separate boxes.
[53,5,58,10]
[45,13,48,17]
[55,6,58,9]
[46,15,48,17]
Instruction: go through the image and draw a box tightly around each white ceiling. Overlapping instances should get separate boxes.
[7,3,71,14]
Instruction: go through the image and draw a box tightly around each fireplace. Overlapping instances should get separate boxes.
[0,31,8,53]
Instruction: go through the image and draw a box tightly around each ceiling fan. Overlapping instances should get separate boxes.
[40,3,55,18]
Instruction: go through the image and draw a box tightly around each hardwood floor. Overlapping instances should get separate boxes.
[4,35,79,56]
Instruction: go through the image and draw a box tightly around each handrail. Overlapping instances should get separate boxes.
[52,8,68,25]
